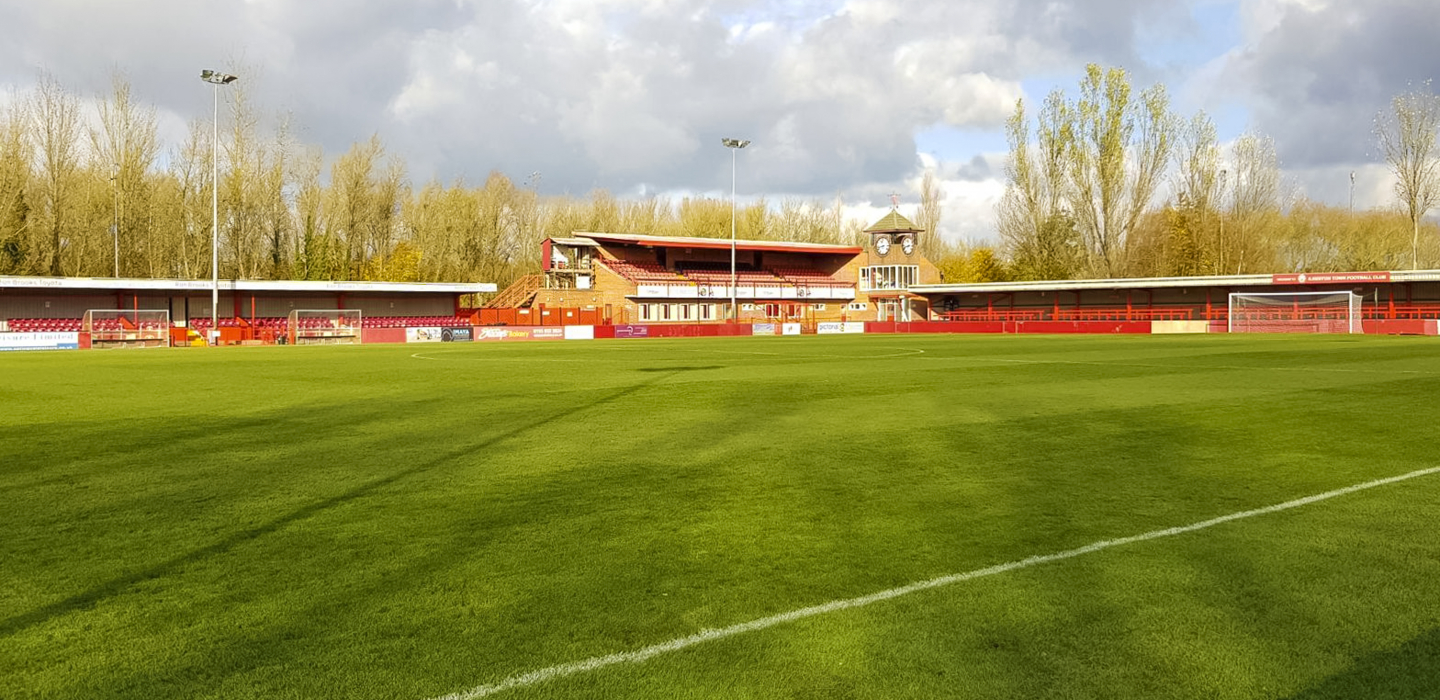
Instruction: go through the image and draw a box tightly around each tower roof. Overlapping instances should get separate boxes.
[865,210,920,233]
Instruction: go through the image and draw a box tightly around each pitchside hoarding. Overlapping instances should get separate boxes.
[0,332,80,351]
[406,327,443,343]
[612,325,649,338]
[476,327,565,341]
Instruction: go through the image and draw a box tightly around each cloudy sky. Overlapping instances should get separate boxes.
[1,0,1437,242]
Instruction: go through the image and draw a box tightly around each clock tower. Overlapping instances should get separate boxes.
[865,196,922,266]
[860,196,931,322]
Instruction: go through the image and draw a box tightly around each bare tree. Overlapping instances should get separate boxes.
[91,73,160,276]
[1375,83,1440,269]
[1227,133,1283,274]
[26,73,85,275]
[1169,112,1221,273]
[916,169,942,256]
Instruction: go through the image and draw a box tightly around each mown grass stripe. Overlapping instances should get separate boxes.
[431,465,1440,700]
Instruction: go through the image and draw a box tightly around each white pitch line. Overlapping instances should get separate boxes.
[427,465,1440,700]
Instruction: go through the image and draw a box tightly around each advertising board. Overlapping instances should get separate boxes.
[476,326,566,341]
[441,327,473,342]
[0,332,80,351]
[817,322,867,335]
[1271,271,1391,285]
[406,327,443,343]
[612,325,649,338]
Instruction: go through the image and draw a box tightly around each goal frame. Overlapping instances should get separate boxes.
[287,309,363,345]
[1227,291,1363,334]
[81,309,172,348]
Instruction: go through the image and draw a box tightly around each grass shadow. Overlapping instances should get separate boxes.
[1284,627,1440,699]
[0,370,683,639]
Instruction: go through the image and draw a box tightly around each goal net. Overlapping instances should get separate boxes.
[82,309,171,348]
[287,309,362,345]
[1228,292,1363,334]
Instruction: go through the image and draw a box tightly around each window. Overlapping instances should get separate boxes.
[860,265,918,291]
[640,304,653,322]
[811,303,826,311]
[847,302,869,311]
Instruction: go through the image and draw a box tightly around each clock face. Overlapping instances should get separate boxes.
[900,235,914,255]
[875,235,891,256]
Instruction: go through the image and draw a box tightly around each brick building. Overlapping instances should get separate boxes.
[493,209,941,325]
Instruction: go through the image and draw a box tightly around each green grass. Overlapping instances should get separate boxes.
[2,334,1439,699]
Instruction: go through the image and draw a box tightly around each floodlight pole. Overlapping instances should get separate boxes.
[202,70,237,345]
[111,172,119,277]
[722,138,749,322]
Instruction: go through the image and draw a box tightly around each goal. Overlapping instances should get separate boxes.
[287,309,362,345]
[82,309,171,348]
[1228,292,1363,334]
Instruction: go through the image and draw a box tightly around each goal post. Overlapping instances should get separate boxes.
[82,309,172,348]
[287,309,362,345]
[1227,291,1363,334]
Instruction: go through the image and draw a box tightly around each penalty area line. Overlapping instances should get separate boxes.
[426,465,1440,700]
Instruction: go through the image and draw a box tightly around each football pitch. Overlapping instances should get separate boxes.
[3,334,1439,699]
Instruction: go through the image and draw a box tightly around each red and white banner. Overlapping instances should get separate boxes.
[1271,271,1391,285]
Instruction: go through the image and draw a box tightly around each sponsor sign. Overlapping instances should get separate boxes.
[441,327,473,342]
[1271,271,1392,285]
[475,326,566,341]
[406,327,444,343]
[613,325,649,338]
[816,322,864,334]
[636,285,669,298]
[756,286,782,298]
[782,323,802,336]
[563,325,595,340]
[752,323,777,336]
[0,332,80,351]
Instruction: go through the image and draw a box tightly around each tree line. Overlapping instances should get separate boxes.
[972,65,1440,284]
[3,67,1435,292]
[0,72,880,295]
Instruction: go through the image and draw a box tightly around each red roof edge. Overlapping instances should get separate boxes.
[579,233,862,255]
